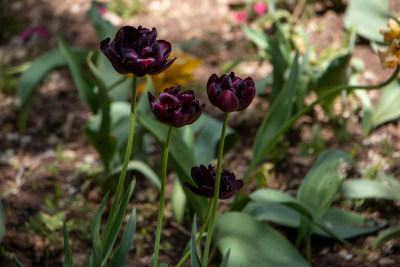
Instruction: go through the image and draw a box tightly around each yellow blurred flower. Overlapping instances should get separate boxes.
[138,51,202,94]
[379,17,400,68]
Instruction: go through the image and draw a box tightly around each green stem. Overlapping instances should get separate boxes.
[243,65,400,181]
[202,112,229,267]
[175,200,213,267]
[102,75,138,249]
[153,126,174,267]
[108,76,128,92]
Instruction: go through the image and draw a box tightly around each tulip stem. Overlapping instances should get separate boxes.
[102,75,138,250]
[202,112,229,267]
[175,199,213,267]
[153,125,174,267]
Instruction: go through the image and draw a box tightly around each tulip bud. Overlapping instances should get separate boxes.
[207,72,255,112]
[148,86,205,128]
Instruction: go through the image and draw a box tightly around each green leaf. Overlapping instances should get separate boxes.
[219,249,231,267]
[172,178,187,224]
[344,0,394,42]
[109,209,137,267]
[102,180,136,265]
[190,114,237,164]
[17,48,89,130]
[87,1,116,41]
[315,208,384,239]
[104,160,160,190]
[255,73,273,96]
[57,35,98,113]
[370,79,400,130]
[0,199,4,243]
[244,202,300,228]
[89,193,108,267]
[63,222,74,267]
[372,225,400,250]
[249,189,347,243]
[313,53,352,114]
[214,212,310,267]
[340,179,400,201]
[297,150,352,218]
[241,25,269,50]
[269,36,288,103]
[14,256,27,267]
[251,53,299,174]
[137,113,208,220]
[190,215,202,267]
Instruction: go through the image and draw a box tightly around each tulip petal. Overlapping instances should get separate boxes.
[149,57,177,75]
[157,40,172,61]
[216,90,239,112]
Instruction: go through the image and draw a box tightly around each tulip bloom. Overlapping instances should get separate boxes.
[207,72,255,112]
[253,2,267,16]
[148,86,204,128]
[100,26,177,76]
[184,164,244,200]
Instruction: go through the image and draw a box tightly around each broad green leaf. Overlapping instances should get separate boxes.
[172,178,187,224]
[340,179,400,201]
[57,35,98,113]
[190,114,237,164]
[297,150,352,218]
[244,203,382,239]
[241,24,269,50]
[219,249,231,267]
[214,212,310,267]
[102,180,136,265]
[17,48,88,130]
[249,189,347,243]
[90,193,109,267]
[109,209,137,267]
[251,53,299,174]
[63,222,74,267]
[255,73,273,96]
[344,0,394,42]
[138,113,208,220]
[370,79,400,130]
[190,216,202,267]
[315,208,384,239]
[372,225,400,250]
[0,199,4,242]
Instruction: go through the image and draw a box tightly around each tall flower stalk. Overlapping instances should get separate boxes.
[202,112,229,266]
[153,125,173,266]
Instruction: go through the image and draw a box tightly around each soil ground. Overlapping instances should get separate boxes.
[1,0,400,266]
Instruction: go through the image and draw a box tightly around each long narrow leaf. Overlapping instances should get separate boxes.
[373,225,400,250]
[250,53,299,175]
[190,215,202,267]
[340,179,400,201]
[90,193,109,267]
[102,180,136,265]
[219,249,231,267]
[109,209,137,267]
[17,48,88,130]
[57,35,98,113]
[63,222,74,267]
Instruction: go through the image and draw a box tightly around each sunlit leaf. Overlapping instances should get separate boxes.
[340,179,400,201]
[241,25,269,50]
[172,178,187,224]
[344,0,394,42]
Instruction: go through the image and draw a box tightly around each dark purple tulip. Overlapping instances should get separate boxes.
[184,164,244,200]
[207,72,256,112]
[100,26,177,77]
[148,86,205,128]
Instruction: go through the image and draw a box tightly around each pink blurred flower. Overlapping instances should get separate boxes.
[253,2,267,15]
[21,27,48,41]
[98,6,107,16]
[233,10,247,24]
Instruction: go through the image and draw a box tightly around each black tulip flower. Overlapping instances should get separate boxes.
[184,164,244,200]
[207,72,256,112]
[148,86,205,128]
[100,25,177,77]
